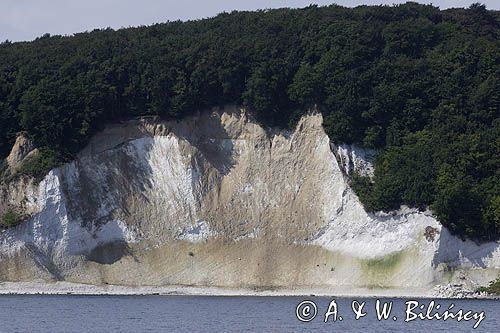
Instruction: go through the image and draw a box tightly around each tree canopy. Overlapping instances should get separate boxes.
[0,2,499,240]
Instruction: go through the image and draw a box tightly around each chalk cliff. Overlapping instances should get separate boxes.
[1,106,499,296]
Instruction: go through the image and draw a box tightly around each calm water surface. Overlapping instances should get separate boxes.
[0,295,498,332]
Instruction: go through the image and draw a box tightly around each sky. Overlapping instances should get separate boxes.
[1,0,499,42]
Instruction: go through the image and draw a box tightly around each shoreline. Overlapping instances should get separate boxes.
[0,281,495,299]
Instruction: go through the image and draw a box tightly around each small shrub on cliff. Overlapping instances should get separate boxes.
[18,148,60,182]
[478,277,500,295]
[0,158,9,182]
[0,208,21,229]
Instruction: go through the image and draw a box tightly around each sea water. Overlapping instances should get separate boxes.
[0,295,498,332]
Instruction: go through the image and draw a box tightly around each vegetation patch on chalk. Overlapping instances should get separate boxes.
[17,148,61,182]
[361,251,405,272]
[0,159,9,182]
[0,208,22,229]
[478,277,500,295]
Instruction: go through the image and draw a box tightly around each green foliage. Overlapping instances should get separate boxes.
[0,208,21,228]
[432,169,484,239]
[0,3,498,240]
[18,148,61,181]
[484,196,500,234]
[478,277,500,295]
[0,158,9,182]
[351,172,375,211]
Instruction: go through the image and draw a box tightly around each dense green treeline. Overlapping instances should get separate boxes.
[0,2,498,240]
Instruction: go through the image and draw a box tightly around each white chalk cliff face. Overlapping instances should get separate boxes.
[0,106,499,296]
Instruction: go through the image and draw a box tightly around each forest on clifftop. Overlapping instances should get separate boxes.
[0,2,499,240]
